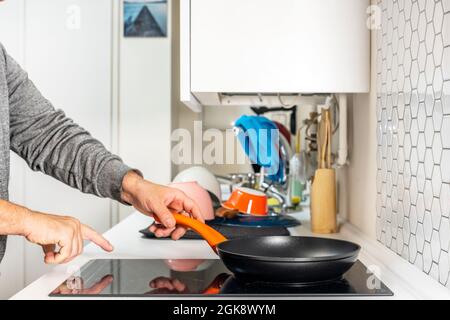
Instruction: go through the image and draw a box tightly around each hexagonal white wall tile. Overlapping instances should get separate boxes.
[409,234,418,263]
[438,252,449,285]
[426,0,436,22]
[434,2,445,33]
[430,262,440,281]
[431,230,442,262]
[443,82,450,115]
[402,245,410,260]
[431,165,442,197]
[424,150,434,179]
[410,177,419,206]
[417,193,426,222]
[410,205,418,234]
[443,1,450,14]
[418,0,426,13]
[441,150,450,183]
[397,228,404,255]
[423,210,433,242]
[440,184,450,217]
[433,68,444,100]
[443,13,450,47]
[442,116,450,148]
[433,101,444,131]
[415,252,424,270]
[416,222,426,253]
[431,198,443,229]
[377,0,450,288]
[443,47,450,80]
[424,118,434,146]
[423,242,433,273]
[439,217,450,252]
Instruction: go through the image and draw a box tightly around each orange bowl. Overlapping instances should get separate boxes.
[223,187,268,216]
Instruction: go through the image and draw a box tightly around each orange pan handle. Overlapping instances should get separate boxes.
[154,212,228,253]
[202,273,229,295]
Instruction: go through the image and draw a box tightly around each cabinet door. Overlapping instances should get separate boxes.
[0,0,26,299]
[23,0,113,283]
[190,0,370,93]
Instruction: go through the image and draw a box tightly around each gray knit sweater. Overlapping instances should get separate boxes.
[0,43,132,262]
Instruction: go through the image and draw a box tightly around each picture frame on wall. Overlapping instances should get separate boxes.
[124,0,168,37]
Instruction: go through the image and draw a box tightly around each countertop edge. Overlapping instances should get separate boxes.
[339,223,450,300]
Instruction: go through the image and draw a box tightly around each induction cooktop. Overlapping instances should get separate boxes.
[50,259,393,297]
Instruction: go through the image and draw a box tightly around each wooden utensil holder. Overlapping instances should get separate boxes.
[310,168,337,234]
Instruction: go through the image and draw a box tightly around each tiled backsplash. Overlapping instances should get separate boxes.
[376,0,450,287]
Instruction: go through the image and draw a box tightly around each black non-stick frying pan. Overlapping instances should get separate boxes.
[161,213,361,284]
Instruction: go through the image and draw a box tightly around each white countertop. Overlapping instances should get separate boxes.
[11,211,450,300]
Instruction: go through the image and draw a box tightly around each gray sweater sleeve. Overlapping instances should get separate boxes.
[3,45,133,202]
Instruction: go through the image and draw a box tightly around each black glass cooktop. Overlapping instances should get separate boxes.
[50,259,393,297]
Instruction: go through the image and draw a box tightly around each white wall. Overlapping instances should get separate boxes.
[339,0,378,238]
[118,0,173,220]
[22,0,114,282]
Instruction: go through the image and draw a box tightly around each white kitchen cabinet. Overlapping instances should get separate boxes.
[23,0,113,284]
[181,0,370,109]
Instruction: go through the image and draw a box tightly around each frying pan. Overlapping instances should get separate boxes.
[161,213,361,284]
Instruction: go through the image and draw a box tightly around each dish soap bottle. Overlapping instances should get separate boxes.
[288,130,307,207]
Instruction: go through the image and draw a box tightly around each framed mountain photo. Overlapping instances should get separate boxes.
[124,0,168,37]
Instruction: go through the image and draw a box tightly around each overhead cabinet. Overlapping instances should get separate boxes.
[181,0,370,109]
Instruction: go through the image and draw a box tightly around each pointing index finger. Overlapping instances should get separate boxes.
[81,224,114,252]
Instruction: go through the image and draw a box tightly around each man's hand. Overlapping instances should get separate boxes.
[148,277,188,294]
[121,171,204,240]
[22,211,113,264]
